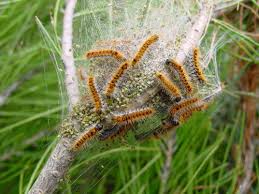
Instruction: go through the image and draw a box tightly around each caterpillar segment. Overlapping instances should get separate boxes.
[169,97,199,115]
[86,49,127,62]
[87,76,102,112]
[72,124,103,150]
[131,34,159,66]
[105,61,130,96]
[174,101,208,123]
[193,48,207,82]
[113,107,155,125]
[99,125,130,141]
[166,59,193,93]
[155,71,182,101]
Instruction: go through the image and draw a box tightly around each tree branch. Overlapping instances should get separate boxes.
[62,0,79,111]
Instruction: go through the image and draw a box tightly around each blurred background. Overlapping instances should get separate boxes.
[0,0,258,193]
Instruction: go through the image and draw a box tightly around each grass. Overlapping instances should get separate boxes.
[0,0,258,194]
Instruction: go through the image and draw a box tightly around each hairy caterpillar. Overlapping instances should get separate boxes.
[99,125,130,141]
[105,61,130,96]
[72,124,103,150]
[155,71,182,101]
[169,97,199,115]
[131,34,159,66]
[113,107,155,125]
[87,76,102,112]
[174,102,208,123]
[86,49,127,62]
[193,48,207,82]
[166,59,193,93]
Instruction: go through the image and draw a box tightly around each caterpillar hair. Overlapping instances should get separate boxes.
[72,124,103,150]
[155,71,182,101]
[105,61,130,96]
[113,107,155,125]
[86,49,127,62]
[87,76,102,112]
[193,48,207,82]
[169,97,199,115]
[174,102,208,123]
[131,34,159,66]
[166,59,193,93]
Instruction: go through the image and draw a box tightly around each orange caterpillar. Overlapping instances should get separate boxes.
[77,66,85,81]
[86,49,126,62]
[105,61,130,96]
[72,125,103,150]
[87,76,102,112]
[175,102,208,123]
[169,97,199,115]
[113,107,155,124]
[105,125,131,140]
[155,71,182,100]
[166,59,193,93]
[131,34,159,66]
[193,48,207,82]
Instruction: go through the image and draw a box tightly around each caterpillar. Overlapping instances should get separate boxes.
[72,124,103,150]
[87,76,102,112]
[113,107,155,125]
[131,34,159,66]
[193,48,207,82]
[135,118,178,140]
[77,66,85,81]
[169,97,199,115]
[105,61,130,96]
[155,71,182,101]
[174,102,208,123]
[100,125,130,141]
[86,49,127,62]
[166,59,193,93]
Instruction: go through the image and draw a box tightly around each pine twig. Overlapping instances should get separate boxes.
[0,69,39,107]
[159,133,175,194]
[237,64,258,194]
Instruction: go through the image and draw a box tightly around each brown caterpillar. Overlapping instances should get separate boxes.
[175,102,208,123]
[193,48,207,82]
[166,59,193,93]
[131,34,159,66]
[72,125,103,150]
[113,107,155,125]
[155,71,182,100]
[86,49,127,62]
[87,76,102,112]
[169,97,199,115]
[105,61,130,96]
[103,125,131,141]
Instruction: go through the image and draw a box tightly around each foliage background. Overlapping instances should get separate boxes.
[0,0,258,193]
